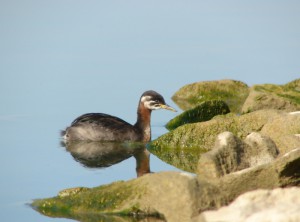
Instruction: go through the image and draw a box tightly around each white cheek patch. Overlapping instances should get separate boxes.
[141,95,161,110]
[141,96,151,103]
[144,101,155,110]
[141,96,152,109]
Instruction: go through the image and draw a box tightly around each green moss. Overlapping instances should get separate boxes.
[166,100,230,130]
[150,110,279,173]
[149,144,207,172]
[253,79,300,105]
[172,79,249,113]
[31,180,157,221]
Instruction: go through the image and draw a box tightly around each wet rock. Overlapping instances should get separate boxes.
[172,79,249,113]
[153,110,280,150]
[165,100,230,130]
[149,145,205,173]
[150,110,283,172]
[58,187,89,198]
[242,79,300,113]
[31,148,300,222]
[195,187,300,222]
[32,171,223,222]
[151,109,300,173]
[197,132,279,179]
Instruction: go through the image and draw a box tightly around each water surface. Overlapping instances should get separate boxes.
[0,89,180,222]
[1,1,299,221]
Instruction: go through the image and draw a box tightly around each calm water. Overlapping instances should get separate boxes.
[2,2,299,221]
[0,82,181,222]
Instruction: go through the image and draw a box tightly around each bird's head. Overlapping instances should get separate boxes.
[140,90,177,112]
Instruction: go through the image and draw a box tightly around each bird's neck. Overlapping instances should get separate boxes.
[134,148,151,177]
[134,103,152,142]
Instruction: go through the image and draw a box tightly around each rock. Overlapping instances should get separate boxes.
[151,109,300,173]
[197,132,279,179]
[197,132,245,178]
[58,187,89,198]
[172,78,300,114]
[172,79,249,113]
[218,148,300,202]
[31,148,300,222]
[195,187,300,222]
[242,79,300,113]
[243,132,279,167]
[165,100,230,130]
[150,110,283,173]
[153,109,281,150]
[261,111,300,155]
[32,79,300,222]
[196,148,300,221]
[31,171,224,222]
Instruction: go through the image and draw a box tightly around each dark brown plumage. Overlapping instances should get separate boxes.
[61,90,176,142]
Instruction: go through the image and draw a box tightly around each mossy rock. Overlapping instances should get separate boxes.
[153,110,281,151]
[242,78,300,113]
[150,110,284,173]
[31,150,300,222]
[165,100,230,130]
[31,171,215,222]
[172,79,249,113]
[31,180,163,221]
[149,145,207,173]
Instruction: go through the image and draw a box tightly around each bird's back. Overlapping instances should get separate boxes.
[63,113,140,141]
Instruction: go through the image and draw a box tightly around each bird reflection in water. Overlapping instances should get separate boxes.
[61,141,151,177]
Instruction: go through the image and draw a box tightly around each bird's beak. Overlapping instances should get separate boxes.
[160,104,177,112]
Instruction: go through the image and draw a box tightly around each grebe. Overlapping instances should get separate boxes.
[61,90,176,142]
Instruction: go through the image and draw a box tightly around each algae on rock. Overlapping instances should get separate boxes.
[31,181,146,218]
[172,78,300,114]
[31,148,300,222]
[150,110,297,173]
[165,100,230,130]
[153,110,281,148]
[149,144,206,173]
[31,172,211,222]
[242,78,300,113]
[172,79,249,113]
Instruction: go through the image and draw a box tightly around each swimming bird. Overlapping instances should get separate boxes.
[61,90,176,142]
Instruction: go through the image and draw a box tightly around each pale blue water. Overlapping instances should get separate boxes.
[1,1,299,221]
[0,87,181,222]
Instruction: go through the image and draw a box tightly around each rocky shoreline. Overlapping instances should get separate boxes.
[32,79,300,222]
